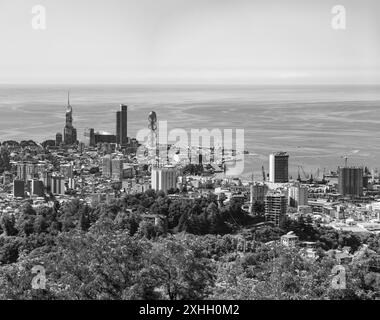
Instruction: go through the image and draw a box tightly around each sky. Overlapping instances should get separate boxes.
[0,0,379,84]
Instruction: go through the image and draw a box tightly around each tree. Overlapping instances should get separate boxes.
[89,167,100,174]
[78,206,91,232]
[207,203,231,235]
[0,256,55,300]
[253,201,265,215]
[41,140,56,149]
[149,237,215,300]
[182,164,204,176]
[1,214,18,236]
[209,259,256,299]
[16,204,36,237]
[20,140,38,148]
[253,226,283,243]
[48,229,155,299]
[0,237,21,264]
[137,220,157,240]
[33,215,49,234]
[114,211,141,236]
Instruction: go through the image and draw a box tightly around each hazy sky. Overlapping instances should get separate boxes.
[0,0,379,84]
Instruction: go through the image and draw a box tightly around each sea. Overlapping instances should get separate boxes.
[0,84,379,179]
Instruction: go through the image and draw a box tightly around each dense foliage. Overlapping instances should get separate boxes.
[0,190,379,300]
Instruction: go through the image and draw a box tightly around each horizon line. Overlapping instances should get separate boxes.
[0,82,380,86]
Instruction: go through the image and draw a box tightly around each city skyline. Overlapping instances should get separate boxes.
[0,1,380,303]
[1,84,379,179]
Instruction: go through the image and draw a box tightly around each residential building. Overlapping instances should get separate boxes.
[269,152,289,183]
[265,193,287,227]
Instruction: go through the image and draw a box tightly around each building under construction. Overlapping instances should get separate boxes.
[338,166,364,197]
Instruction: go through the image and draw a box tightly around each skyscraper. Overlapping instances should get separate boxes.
[264,193,287,227]
[269,152,289,183]
[16,162,27,181]
[84,128,95,147]
[116,104,128,146]
[151,166,178,193]
[51,175,66,195]
[42,172,52,191]
[13,180,25,198]
[17,162,38,181]
[63,92,77,145]
[30,179,44,197]
[338,167,363,197]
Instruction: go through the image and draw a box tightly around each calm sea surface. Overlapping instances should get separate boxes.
[0,84,379,178]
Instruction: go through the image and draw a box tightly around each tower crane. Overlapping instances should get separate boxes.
[297,167,302,182]
[341,155,348,167]
[299,165,309,180]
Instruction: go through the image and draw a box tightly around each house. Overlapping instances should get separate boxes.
[281,231,299,247]
[335,251,353,265]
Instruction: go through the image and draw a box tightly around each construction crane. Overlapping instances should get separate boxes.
[314,168,320,180]
[299,165,309,180]
[341,155,348,167]
[319,168,328,184]
[262,166,266,182]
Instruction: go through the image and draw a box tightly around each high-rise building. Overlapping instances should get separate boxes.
[16,162,27,181]
[63,92,77,145]
[363,174,369,189]
[288,184,308,208]
[116,111,121,144]
[13,180,25,198]
[56,133,63,146]
[250,183,269,203]
[17,162,38,181]
[30,179,44,197]
[111,158,124,181]
[84,128,95,147]
[116,104,128,146]
[68,178,75,190]
[338,167,363,197]
[26,162,39,180]
[151,166,178,193]
[269,152,289,183]
[264,193,287,227]
[42,171,52,191]
[102,155,112,178]
[51,175,66,195]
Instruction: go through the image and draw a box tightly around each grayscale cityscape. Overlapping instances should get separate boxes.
[0,0,379,307]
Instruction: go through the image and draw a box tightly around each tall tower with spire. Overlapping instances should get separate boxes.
[63,91,77,145]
